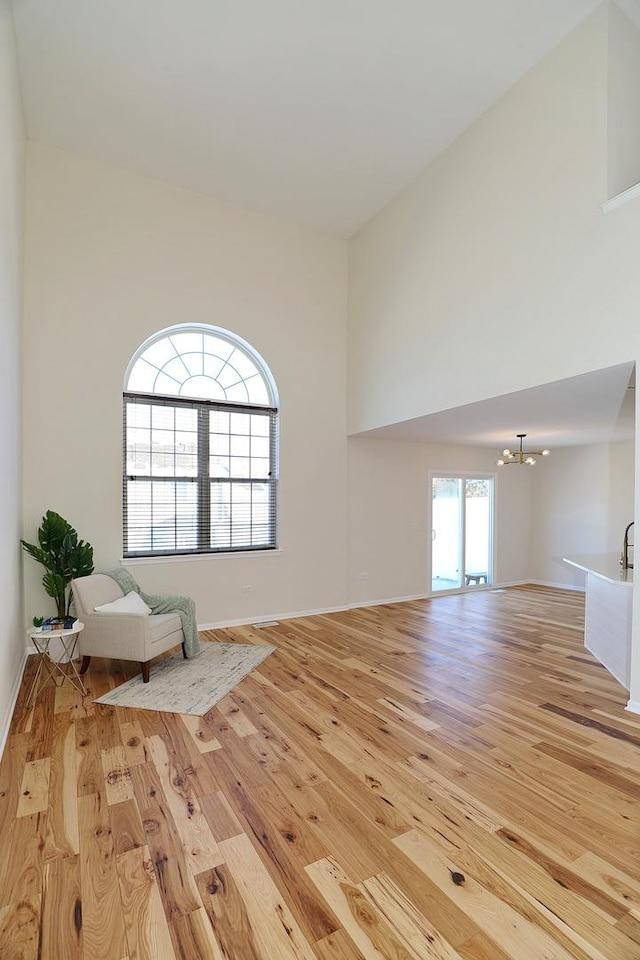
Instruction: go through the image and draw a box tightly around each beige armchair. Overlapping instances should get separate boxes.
[71,573,186,682]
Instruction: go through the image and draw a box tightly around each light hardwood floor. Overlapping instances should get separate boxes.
[1,584,639,959]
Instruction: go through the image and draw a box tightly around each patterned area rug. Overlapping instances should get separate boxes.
[94,641,276,716]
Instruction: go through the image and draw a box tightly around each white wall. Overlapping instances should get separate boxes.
[22,144,347,626]
[607,2,640,198]
[530,440,634,587]
[347,437,635,604]
[347,7,640,436]
[0,0,25,747]
[347,5,640,707]
[347,438,532,605]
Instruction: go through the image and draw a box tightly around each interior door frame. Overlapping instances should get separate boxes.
[428,470,496,596]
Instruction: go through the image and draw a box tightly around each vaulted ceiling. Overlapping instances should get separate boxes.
[11,0,626,237]
[11,1,638,449]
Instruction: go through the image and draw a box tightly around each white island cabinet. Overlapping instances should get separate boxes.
[563,554,632,690]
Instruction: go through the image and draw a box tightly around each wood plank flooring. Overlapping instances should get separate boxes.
[1,584,639,959]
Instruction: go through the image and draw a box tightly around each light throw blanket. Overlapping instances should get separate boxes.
[107,567,201,658]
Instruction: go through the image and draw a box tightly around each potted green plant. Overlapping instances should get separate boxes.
[21,511,94,617]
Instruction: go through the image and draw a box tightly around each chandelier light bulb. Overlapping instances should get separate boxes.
[542,449,550,456]
[526,456,536,465]
[496,458,505,466]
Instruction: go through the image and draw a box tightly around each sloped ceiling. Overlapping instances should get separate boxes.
[11,1,638,451]
[11,0,610,237]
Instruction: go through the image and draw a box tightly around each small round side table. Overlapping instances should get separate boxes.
[26,621,86,706]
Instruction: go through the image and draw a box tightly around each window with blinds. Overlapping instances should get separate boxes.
[123,326,278,558]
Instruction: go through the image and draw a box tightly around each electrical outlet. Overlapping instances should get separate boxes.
[358,571,368,580]
[242,584,253,592]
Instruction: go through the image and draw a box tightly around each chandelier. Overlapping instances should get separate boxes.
[496,433,550,467]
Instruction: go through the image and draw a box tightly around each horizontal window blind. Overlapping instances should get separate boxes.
[123,392,277,557]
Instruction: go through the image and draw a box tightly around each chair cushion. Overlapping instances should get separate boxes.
[94,591,152,615]
[149,613,183,645]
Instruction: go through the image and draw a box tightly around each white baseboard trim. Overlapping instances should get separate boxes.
[0,649,28,762]
[200,594,444,631]
[198,582,583,631]
[626,699,640,715]
[348,592,429,609]
[198,603,352,631]
[526,579,585,593]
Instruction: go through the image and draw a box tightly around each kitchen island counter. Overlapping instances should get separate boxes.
[563,553,632,689]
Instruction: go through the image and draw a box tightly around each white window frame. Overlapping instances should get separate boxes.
[123,324,279,558]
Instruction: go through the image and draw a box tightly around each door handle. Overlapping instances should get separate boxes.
[431,529,436,541]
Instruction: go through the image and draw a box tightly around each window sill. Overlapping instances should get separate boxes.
[121,550,282,565]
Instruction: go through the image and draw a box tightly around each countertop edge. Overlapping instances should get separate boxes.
[563,554,633,586]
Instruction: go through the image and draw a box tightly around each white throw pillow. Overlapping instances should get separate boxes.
[94,591,152,616]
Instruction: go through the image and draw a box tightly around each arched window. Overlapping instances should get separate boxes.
[123,324,278,557]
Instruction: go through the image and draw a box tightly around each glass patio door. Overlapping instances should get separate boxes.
[430,475,493,593]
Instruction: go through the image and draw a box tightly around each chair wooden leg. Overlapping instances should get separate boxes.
[79,656,91,675]
[182,642,187,659]
[141,662,150,683]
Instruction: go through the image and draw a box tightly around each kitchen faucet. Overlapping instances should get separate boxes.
[621,521,634,569]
